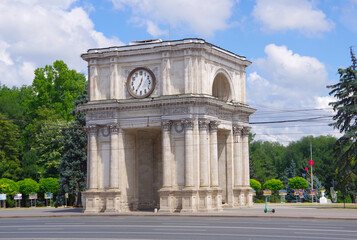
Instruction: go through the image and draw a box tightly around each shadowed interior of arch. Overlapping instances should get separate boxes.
[212,72,232,101]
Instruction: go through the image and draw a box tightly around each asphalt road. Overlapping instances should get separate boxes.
[0,216,356,240]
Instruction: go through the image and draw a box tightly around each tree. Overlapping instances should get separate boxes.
[327,47,357,203]
[250,179,261,191]
[0,113,22,180]
[263,179,284,191]
[55,88,88,207]
[0,178,19,207]
[29,60,86,122]
[288,177,308,190]
[17,178,39,195]
[39,178,59,195]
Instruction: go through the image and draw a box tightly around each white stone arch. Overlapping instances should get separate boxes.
[211,68,235,101]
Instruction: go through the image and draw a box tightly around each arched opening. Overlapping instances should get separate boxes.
[212,72,232,101]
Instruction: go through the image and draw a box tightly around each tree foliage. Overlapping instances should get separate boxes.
[0,178,19,195]
[56,88,88,207]
[17,178,39,195]
[0,113,22,180]
[328,48,357,201]
[39,178,59,194]
[29,60,86,122]
[263,179,284,191]
[250,179,261,191]
[288,177,308,190]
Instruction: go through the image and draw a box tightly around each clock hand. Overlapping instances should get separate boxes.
[137,77,143,90]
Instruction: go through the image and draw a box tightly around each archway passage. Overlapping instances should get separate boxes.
[212,73,232,101]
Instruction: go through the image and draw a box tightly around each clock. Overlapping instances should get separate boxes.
[126,67,156,98]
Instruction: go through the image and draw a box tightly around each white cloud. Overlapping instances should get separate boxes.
[252,0,335,36]
[0,0,123,87]
[247,44,335,143]
[111,0,235,37]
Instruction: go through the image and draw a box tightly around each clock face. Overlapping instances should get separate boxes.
[127,67,156,98]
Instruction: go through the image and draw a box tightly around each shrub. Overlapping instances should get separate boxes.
[288,177,308,190]
[39,178,59,196]
[250,179,261,191]
[17,179,39,195]
[263,179,284,191]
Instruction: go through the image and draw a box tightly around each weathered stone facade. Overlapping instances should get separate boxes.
[79,39,255,213]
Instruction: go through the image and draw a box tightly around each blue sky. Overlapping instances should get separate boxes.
[1,0,356,143]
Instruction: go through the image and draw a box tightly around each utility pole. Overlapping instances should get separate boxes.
[310,141,314,203]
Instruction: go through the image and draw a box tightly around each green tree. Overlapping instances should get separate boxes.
[17,178,39,195]
[32,119,68,178]
[250,140,284,184]
[0,178,19,207]
[327,48,357,203]
[56,88,88,207]
[0,113,22,180]
[288,177,309,190]
[263,179,284,191]
[29,60,86,122]
[39,178,59,195]
[250,179,261,191]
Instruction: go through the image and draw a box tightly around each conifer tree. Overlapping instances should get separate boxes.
[55,88,88,207]
[328,47,357,202]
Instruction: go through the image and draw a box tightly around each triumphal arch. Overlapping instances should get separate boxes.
[79,39,255,213]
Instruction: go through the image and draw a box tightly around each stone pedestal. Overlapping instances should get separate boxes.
[158,188,176,213]
[181,189,198,213]
[233,187,253,207]
[83,190,122,213]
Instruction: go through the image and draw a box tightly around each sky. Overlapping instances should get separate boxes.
[1,0,356,144]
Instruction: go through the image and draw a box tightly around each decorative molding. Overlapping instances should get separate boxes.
[174,121,184,133]
[232,125,243,143]
[242,126,252,136]
[182,119,194,130]
[101,126,110,137]
[162,120,173,131]
[164,106,189,115]
[209,121,220,131]
[87,110,115,120]
[86,125,98,135]
[232,126,243,136]
[109,124,120,134]
[198,119,210,130]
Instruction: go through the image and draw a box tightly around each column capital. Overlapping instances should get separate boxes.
[109,124,120,134]
[198,119,210,130]
[242,126,252,136]
[85,125,98,135]
[162,120,173,131]
[182,119,194,130]
[209,121,220,131]
[232,125,243,136]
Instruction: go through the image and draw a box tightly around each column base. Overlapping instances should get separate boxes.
[233,187,253,207]
[83,189,122,213]
[159,188,181,213]
[198,188,223,212]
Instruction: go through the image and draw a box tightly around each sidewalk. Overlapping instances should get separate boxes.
[0,204,356,220]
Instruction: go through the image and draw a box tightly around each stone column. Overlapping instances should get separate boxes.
[233,126,243,187]
[183,119,194,188]
[199,119,210,187]
[210,121,219,187]
[87,125,98,189]
[162,121,172,188]
[109,124,120,189]
[242,127,251,186]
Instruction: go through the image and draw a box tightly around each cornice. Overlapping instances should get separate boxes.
[78,95,256,116]
[81,38,251,67]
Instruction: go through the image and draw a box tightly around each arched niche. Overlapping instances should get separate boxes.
[212,71,232,101]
